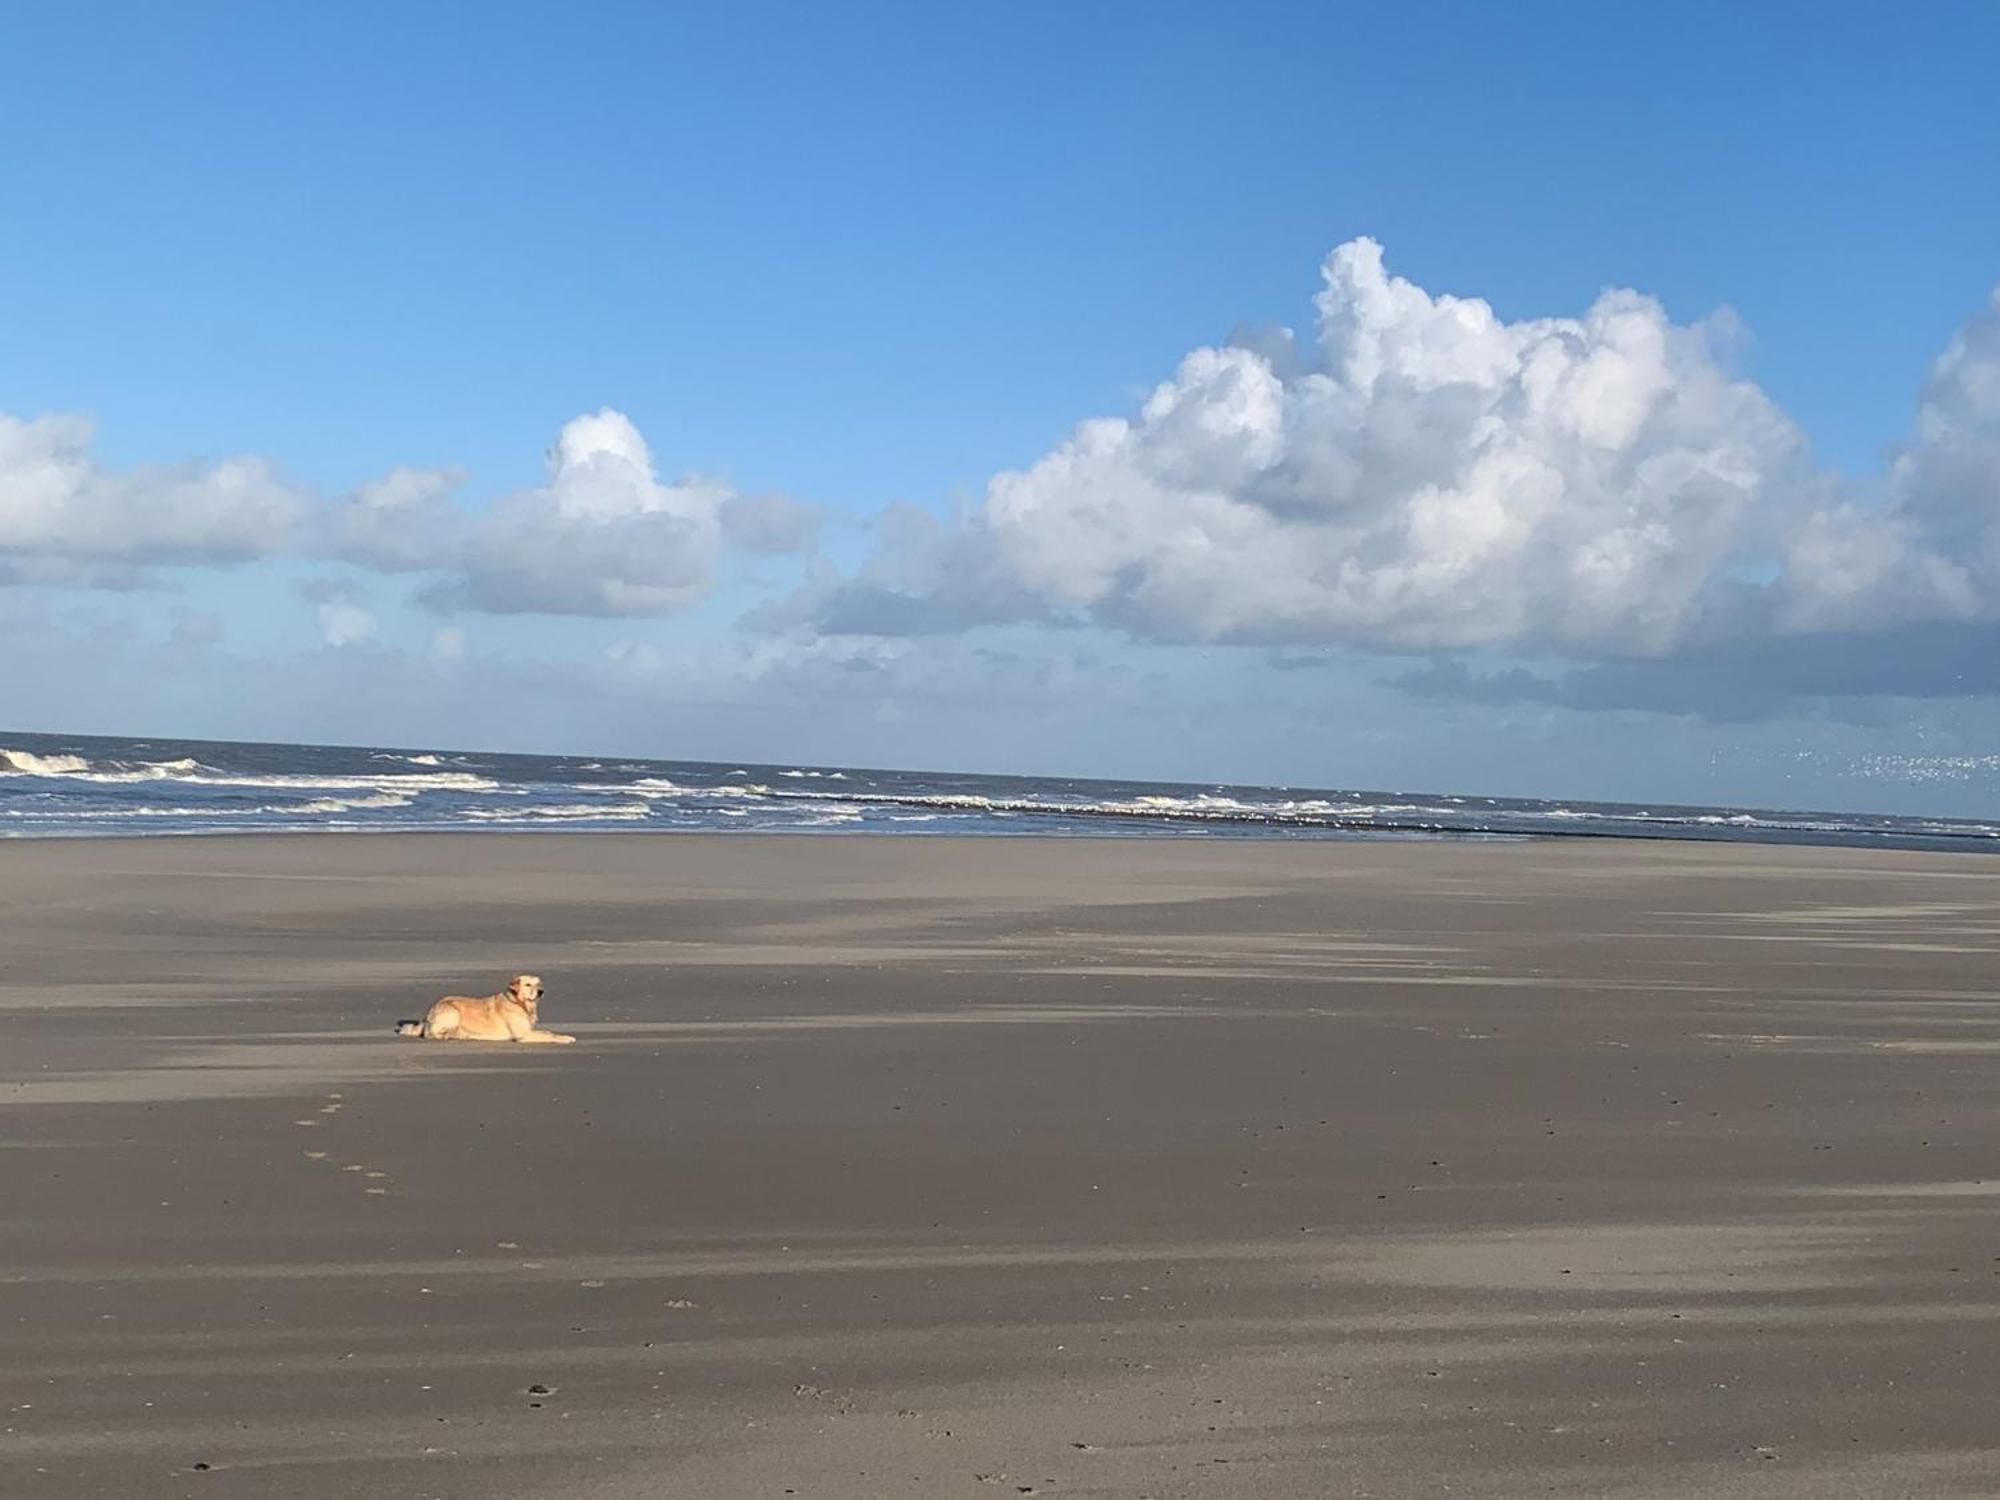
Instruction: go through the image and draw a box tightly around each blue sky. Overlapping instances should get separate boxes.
[4,2,2000,812]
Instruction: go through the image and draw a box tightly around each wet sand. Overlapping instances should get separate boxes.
[5,832,2000,1497]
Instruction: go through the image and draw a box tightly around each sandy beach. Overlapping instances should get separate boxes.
[6,832,2000,1498]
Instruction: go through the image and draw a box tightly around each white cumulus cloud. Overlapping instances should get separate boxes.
[0,412,307,568]
[793,239,1818,655]
[0,407,771,620]
[416,410,733,616]
[327,465,467,573]
[1780,289,2000,632]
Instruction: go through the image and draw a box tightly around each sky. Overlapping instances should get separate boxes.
[4,1,2000,813]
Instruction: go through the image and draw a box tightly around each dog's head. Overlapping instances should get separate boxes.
[508,974,544,1012]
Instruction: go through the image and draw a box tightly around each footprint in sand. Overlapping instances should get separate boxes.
[290,1098,393,1195]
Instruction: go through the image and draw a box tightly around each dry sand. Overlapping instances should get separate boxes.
[5,832,2000,1497]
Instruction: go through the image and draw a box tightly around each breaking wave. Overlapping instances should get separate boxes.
[460,801,652,822]
[3,747,201,781]
[296,792,418,813]
[1,748,91,776]
[0,746,498,794]
[630,777,770,799]
[190,769,500,792]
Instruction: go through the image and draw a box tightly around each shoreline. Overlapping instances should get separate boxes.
[7,820,2000,857]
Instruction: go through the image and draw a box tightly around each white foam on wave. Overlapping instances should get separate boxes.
[630,777,1304,825]
[629,781,865,826]
[4,805,224,820]
[618,774,1885,840]
[630,777,771,799]
[772,803,865,826]
[752,784,1437,827]
[1127,791,1452,819]
[188,769,501,793]
[460,801,652,822]
[1,747,489,795]
[296,791,417,813]
[1,748,203,782]
[7,792,408,819]
[0,748,91,775]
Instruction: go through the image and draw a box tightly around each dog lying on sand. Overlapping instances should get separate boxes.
[396,974,575,1044]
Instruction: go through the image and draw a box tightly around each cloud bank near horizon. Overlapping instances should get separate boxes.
[0,406,819,617]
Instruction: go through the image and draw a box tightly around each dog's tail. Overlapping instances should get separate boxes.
[394,1020,425,1038]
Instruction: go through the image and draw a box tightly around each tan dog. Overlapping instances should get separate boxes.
[395,974,575,1043]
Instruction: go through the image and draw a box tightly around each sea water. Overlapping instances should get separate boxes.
[2,731,1996,851]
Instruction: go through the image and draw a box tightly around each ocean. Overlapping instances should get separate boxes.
[1,730,1995,852]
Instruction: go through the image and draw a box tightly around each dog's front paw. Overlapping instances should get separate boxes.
[554,1033,577,1044]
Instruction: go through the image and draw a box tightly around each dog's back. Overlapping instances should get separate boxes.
[396,992,494,1039]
